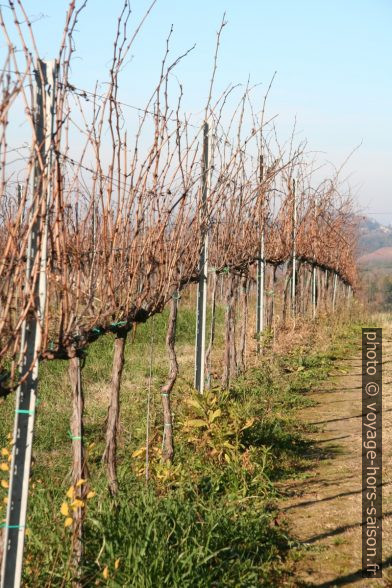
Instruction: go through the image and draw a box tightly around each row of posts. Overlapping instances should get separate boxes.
[193,123,352,395]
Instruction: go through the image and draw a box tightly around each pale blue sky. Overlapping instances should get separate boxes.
[3,0,392,221]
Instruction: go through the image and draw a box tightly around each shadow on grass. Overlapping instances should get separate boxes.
[241,418,343,483]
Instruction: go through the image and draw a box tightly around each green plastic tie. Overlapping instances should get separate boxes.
[16,409,34,415]
[68,430,82,441]
[164,423,172,428]
[92,327,101,334]
[161,393,169,397]
[172,292,181,301]
[110,321,127,328]
[0,524,25,529]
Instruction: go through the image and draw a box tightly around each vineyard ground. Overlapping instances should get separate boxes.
[0,302,369,586]
[280,313,392,587]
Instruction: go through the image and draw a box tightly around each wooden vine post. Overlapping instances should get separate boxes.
[1,59,57,588]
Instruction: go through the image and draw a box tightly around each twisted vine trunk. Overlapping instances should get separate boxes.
[230,276,238,378]
[205,270,218,388]
[267,264,277,328]
[103,330,127,496]
[282,261,292,324]
[222,273,235,389]
[68,354,88,588]
[161,295,179,462]
[238,275,248,374]
[317,268,324,313]
[304,266,312,317]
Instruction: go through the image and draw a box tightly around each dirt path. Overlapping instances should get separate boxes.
[280,322,392,587]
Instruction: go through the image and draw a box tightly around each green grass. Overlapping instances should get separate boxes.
[0,306,362,587]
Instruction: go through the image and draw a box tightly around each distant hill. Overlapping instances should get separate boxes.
[358,246,392,269]
[357,218,392,308]
[357,217,392,257]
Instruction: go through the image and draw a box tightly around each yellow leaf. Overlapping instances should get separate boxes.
[87,491,96,499]
[224,453,231,463]
[102,566,109,580]
[71,499,84,509]
[240,418,255,431]
[1,448,9,457]
[75,478,87,488]
[0,463,9,472]
[114,558,120,570]
[64,517,73,528]
[185,398,202,410]
[208,408,222,423]
[3,497,8,505]
[6,433,12,440]
[60,502,69,517]
[1,480,9,489]
[132,447,145,458]
[66,486,75,499]
[183,419,208,428]
[223,441,235,449]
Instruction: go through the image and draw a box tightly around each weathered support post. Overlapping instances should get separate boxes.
[332,273,338,312]
[324,269,329,311]
[312,265,317,318]
[256,155,265,353]
[1,59,58,588]
[312,196,318,319]
[194,121,211,393]
[291,178,297,317]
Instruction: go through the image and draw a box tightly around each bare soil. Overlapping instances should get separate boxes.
[279,322,392,587]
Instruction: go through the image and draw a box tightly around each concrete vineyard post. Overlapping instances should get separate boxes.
[291,178,297,318]
[194,121,211,394]
[1,59,58,588]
